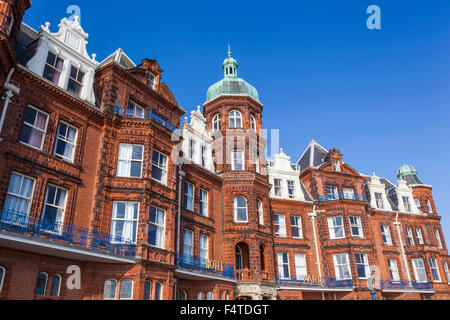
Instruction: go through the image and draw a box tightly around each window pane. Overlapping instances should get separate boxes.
[103,280,117,299]
[50,275,61,297]
[35,273,47,295]
[120,279,133,299]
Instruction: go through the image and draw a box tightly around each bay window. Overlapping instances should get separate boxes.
[148,206,165,248]
[355,253,370,279]
[110,202,139,244]
[349,216,364,238]
[328,216,345,239]
[117,144,143,178]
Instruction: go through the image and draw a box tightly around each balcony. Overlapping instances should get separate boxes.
[279,277,354,291]
[112,105,178,131]
[175,254,236,282]
[380,280,434,293]
[0,210,136,263]
[318,193,366,203]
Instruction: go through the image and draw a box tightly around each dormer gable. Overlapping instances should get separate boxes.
[365,173,394,211]
[322,148,359,175]
[130,58,162,91]
[25,16,98,104]
[395,178,422,214]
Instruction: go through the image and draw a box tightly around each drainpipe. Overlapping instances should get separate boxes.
[394,212,411,282]
[309,205,323,278]
[176,162,185,257]
[0,68,20,140]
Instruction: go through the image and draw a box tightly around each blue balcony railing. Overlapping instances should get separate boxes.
[380,279,433,291]
[111,105,177,131]
[279,277,353,289]
[0,210,136,258]
[175,254,235,279]
[318,193,366,203]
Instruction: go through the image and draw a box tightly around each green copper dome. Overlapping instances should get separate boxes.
[398,164,418,179]
[206,47,260,103]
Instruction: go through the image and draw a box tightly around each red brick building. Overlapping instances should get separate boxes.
[0,3,449,300]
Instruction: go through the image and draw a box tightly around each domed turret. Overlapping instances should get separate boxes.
[206,46,259,103]
[397,164,424,185]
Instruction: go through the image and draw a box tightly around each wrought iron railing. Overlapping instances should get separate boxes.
[380,279,433,291]
[175,254,235,279]
[318,193,366,203]
[111,105,177,131]
[279,277,354,289]
[0,210,136,258]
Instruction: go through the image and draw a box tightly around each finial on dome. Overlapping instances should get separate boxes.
[228,44,231,58]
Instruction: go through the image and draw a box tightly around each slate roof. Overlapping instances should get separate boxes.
[297,139,328,172]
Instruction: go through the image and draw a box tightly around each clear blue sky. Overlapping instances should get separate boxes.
[23,1,450,241]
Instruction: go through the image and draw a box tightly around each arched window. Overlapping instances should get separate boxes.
[257,199,264,225]
[235,246,243,270]
[175,290,180,300]
[103,279,117,300]
[119,279,133,300]
[0,266,5,292]
[198,292,205,300]
[213,114,221,131]
[234,196,248,222]
[207,292,214,300]
[250,115,257,132]
[260,245,266,271]
[229,111,242,129]
[144,280,152,300]
[50,274,62,297]
[35,272,48,296]
[155,282,163,300]
[183,291,188,300]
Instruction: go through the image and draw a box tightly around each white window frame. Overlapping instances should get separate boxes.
[274,179,282,197]
[388,259,400,282]
[381,224,392,245]
[43,51,64,86]
[189,139,196,161]
[127,100,145,119]
[147,72,156,89]
[274,214,287,238]
[435,229,443,249]
[233,196,248,223]
[333,159,341,172]
[290,216,303,239]
[20,106,49,151]
[54,121,78,162]
[229,110,242,129]
[183,229,194,257]
[231,150,244,171]
[415,228,424,245]
[148,206,166,249]
[277,252,290,280]
[198,292,205,300]
[287,181,296,199]
[333,253,352,280]
[36,272,48,296]
[207,292,214,300]
[200,234,209,260]
[426,199,433,213]
[49,274,62,297]
[155,282,163,300]
[406,227,415,246]
[402,196,412,213]
[343,188,355,200]
[41,184,68,234]
[374,192,384,209]
[443,261,450,284]
[117,144,143,178]
[110,202,139,244]
[429,258,441,282]
[200,145,207,167]
[294,253,307,280]
[103,279,117,300]
[349,216,364,238]
[66,64,85,97]
[200,189,208,217]
[257,199,264,225]
[119,279,134,300]
[412,258,428,283]
[184,182,195,211]
[212,114,221,132]
[355,253,370,279]
[328,216,345,239]
[326,185,339,201]
[250,115,257,132]
[3,172,36,223]
[152,150,168,185]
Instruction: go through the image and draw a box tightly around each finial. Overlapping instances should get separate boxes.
[228,44,231,58]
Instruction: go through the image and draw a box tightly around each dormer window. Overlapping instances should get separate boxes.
[67,65,85,97]
[426,200,433,213]
[414,199,421,210]
[43,52,64,85]
[287,181,296,199]
[375,192,384,209]
[147,72,156,89]
[127,101,145,119]
[333,160,341,172]
[402,196,412,213]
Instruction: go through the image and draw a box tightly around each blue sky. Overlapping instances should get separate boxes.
[23,1,450,241]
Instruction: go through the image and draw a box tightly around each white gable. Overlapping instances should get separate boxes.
[26,16,98,104]
[366,173,393,211]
